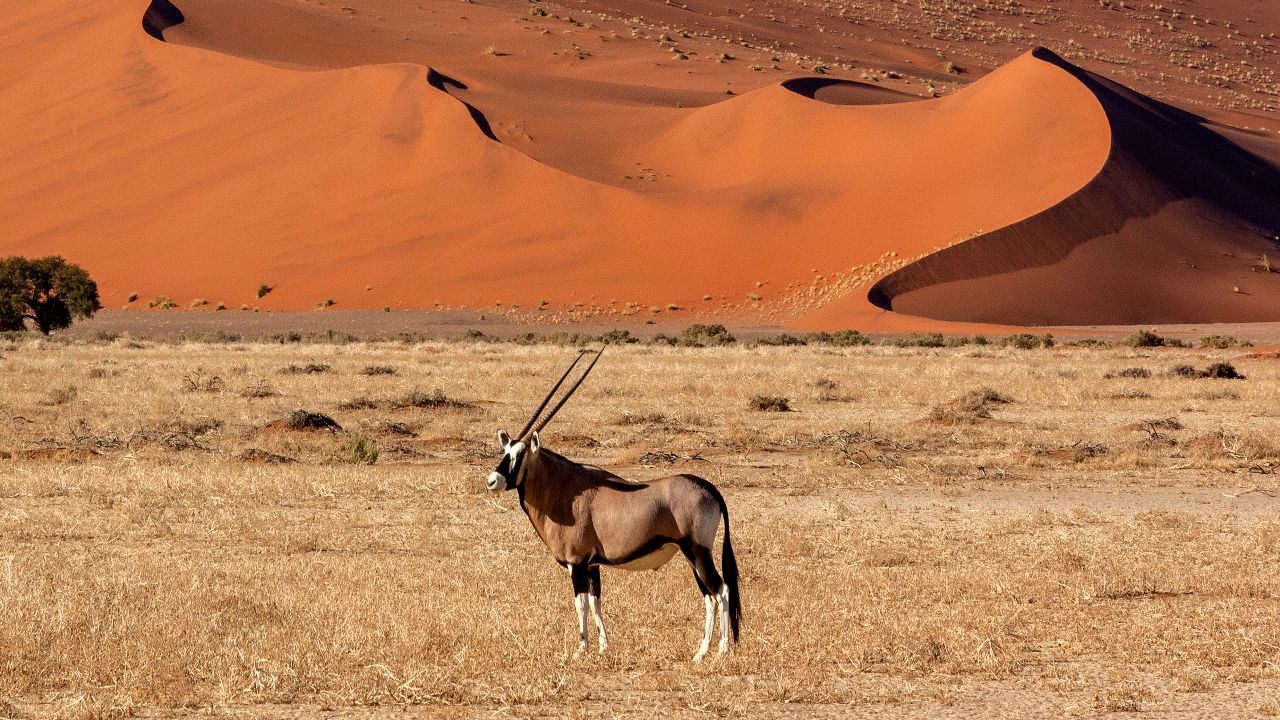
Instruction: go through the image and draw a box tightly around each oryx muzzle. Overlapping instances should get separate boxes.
[486,350,741,661]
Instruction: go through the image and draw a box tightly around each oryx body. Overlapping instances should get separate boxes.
[486,350,741,661]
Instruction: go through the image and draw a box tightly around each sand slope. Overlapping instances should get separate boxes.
[1,1,1276,328]
[859,48,1280,327]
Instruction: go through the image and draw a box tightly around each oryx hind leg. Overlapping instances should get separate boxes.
[684,543,724,662]
[587,565,607,653]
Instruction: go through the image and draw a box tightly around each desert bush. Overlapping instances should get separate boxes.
[40,385,77,406]
[1125,330,1188,348]
[177,329,241,344]
[181,370,224,393]
[460,329,500,343]
[598,329,637,345]
[271,331,303,344]
[280,363,331,375]
[1105,367,1152,379]
[307,330,356,344]
[756,333,806,346]
[239,379,280,398]
[749,394,791,412]
[360,366,397,376]
[1200,335,1249,349]
[338,397,379,410]
[928,387,1012,423]
[147,295,177,309]
[891,332,945,348]
[283,410,342,432]
[810,329,871,347]
[1067,338,1109,347]
[256,284,273,298]
[679,324,735,347]
[334,435,378,464]
[1001,333,1054,349]
[1202,362,1245,380]
[1169,362,1245,380]
[392,388,471,409]
[238,448,296,464]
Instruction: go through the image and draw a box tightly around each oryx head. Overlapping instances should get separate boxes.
[487,429,539,491]
[485,348,603,492]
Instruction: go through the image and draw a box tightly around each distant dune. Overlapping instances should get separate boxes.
[1,1,1276,329]
[860,48,1280,326]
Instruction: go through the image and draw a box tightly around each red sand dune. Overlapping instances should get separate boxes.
[1,0,1276,330]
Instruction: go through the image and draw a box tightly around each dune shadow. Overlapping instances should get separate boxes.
[867,47,1280,320]
[142,0,185,41]
[427,69,498,142]
[781,77,915,106]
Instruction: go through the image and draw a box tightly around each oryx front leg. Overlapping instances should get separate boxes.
[570,564,590,658]
[693,594,716,662]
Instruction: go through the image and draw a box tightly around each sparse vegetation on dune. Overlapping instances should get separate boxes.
[0,339,1278,716]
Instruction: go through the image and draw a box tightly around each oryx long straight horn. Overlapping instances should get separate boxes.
[528,346,603,438]
[514,348,591,442]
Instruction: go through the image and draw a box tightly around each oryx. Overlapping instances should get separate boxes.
[486,348,741,661]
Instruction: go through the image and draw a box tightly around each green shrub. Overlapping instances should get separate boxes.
[460,329,500,343]
[891,332,945,348]
[810,329,871,347]
[1002,333,1054,349]
[335,435,378,464]
[598,329,636,345]
[1125,330,1187,348]
[1202,362,1245,379]
[679,324,735,347]
[1200,335,1249,349]
[1104,367,1151,379]
[757,333,806,346]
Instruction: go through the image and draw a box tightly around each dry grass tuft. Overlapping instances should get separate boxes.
[927,387,1012,423]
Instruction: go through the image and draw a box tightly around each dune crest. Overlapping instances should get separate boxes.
[863,49,1280,326]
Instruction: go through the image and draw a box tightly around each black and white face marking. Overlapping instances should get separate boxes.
[487,429,527,491]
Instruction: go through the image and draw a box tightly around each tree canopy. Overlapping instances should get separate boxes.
[0,256,101,334]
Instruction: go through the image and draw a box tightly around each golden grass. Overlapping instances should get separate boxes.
[1,338,1279,717]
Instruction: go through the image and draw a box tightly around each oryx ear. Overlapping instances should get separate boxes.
[530,431,541,453]
[497,429,511,448]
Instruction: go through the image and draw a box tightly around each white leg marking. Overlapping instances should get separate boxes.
[573,593,590,658]
[588,594,608,653]
[693,594,715,662]
[717,584,731,655]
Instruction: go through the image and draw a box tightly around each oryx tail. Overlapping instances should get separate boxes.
[705,480,741,641]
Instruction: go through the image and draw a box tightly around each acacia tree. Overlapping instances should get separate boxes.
[0,256,101,334]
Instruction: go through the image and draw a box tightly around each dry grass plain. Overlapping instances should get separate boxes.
[2,335,1280,719]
